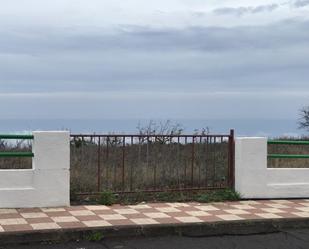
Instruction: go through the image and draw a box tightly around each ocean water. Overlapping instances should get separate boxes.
[0,118,302,138]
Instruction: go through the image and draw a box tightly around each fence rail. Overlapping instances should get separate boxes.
[0,134,34,140]
[0,134,34,158]
[70,130,235,195]
[268,140,309,159]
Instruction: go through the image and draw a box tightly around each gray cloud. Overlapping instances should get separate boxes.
[213,4,279,16]
[0,16,309,122]
[1,19,309,94]
[293,0,309,7]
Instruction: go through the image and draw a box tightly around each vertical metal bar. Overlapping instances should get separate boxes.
[184,136,187,187]
[213,136,217,187]
[97,136,101,192]
[130,136,133,191]
[122,136,125,191]
[198,137,201,188]
[106,136,109,189]
[205,136,208,187]
[191,136,195,186]
[153,136,157,190]
[228,129,235,189]
[177,136,180,188]
[113,136,117,191]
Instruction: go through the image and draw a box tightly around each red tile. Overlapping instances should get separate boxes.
[76,215,101,221]
[45,211,72,217]
[165,212,190,218]
[178,207,201,212]
[148,203,170,208]
[66,206,87,211]
[26,217,54,224]
[92,210,117,215]
[123,213,148,219]
[2,224,33,232]
[199,215,223,222]
[17,208,41,213]
[0,213,22,219]
[238,214,264,220]
[109,219,136,226]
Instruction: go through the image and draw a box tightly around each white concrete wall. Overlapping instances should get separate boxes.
[0,131,70,208]
[235,137,309,199]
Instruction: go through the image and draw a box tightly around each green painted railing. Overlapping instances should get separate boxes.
[268,140,309,159]
[0,152,34,158]
[0,134,34,158]
[0,134,34,140]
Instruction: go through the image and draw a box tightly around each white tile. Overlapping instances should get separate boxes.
[128,205,151,209]
[265,204,289,209]
[299,203,309,207]
[0,218,27,225]
[256,213,283,219]
[185,211,210,217]
[261,208,285,214]
[239,201,260,205]
[167,203,190,208]
[131,218,159,225]
[52,216,79,223]
[216,215,244,221]
[41,208,66,212]
[21,212,48,219]
[114,209,139,215]
[231,205,256,210]
[155,207,181,213]
[224,209,250,215]
[144,212,171,219]
[83,220,112,227]
[175,217,203,223]
[85,205,110,211]
[0,209,18,214]
[99,214,127,220]
[296,207,309,212]
[272,200,293,204]
[195,205,219,211]
[31,223,61,230]
[293,212,309,218]
[69,210,95,216]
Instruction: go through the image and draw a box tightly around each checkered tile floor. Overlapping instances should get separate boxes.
[1,200,309,233]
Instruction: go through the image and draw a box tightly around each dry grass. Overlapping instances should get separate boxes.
[0,139,32,169]
[268,142,309,168]
[70,138,229,194]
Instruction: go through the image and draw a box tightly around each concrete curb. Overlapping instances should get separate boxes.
[1,218,309,245]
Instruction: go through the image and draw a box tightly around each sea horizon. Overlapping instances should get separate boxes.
[0,118,303,138]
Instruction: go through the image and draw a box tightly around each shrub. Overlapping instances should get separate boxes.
[98,191,116,206]
[197,189,241,203]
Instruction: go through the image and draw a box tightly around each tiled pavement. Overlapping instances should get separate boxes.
[1,199,309,233]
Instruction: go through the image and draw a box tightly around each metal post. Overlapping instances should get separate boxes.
[228,129,235,189]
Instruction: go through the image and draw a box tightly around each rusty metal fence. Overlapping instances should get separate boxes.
[70,130,234,195]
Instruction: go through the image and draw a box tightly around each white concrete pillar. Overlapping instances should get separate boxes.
[0,131,70,208]
[235,137,268,199]
[32,131,70,207]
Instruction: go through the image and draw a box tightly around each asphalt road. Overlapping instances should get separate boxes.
[4,229,309,249]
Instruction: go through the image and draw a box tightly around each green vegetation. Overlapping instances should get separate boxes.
[117,191,189,205]
[85,231,104,242]
[197,189,241,203]
[98,191,116,206]
[74,189,241,205]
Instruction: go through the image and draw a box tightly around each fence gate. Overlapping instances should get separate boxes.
[70,129,235,196]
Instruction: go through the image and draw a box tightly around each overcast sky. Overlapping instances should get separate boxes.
[1,0,309,121]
